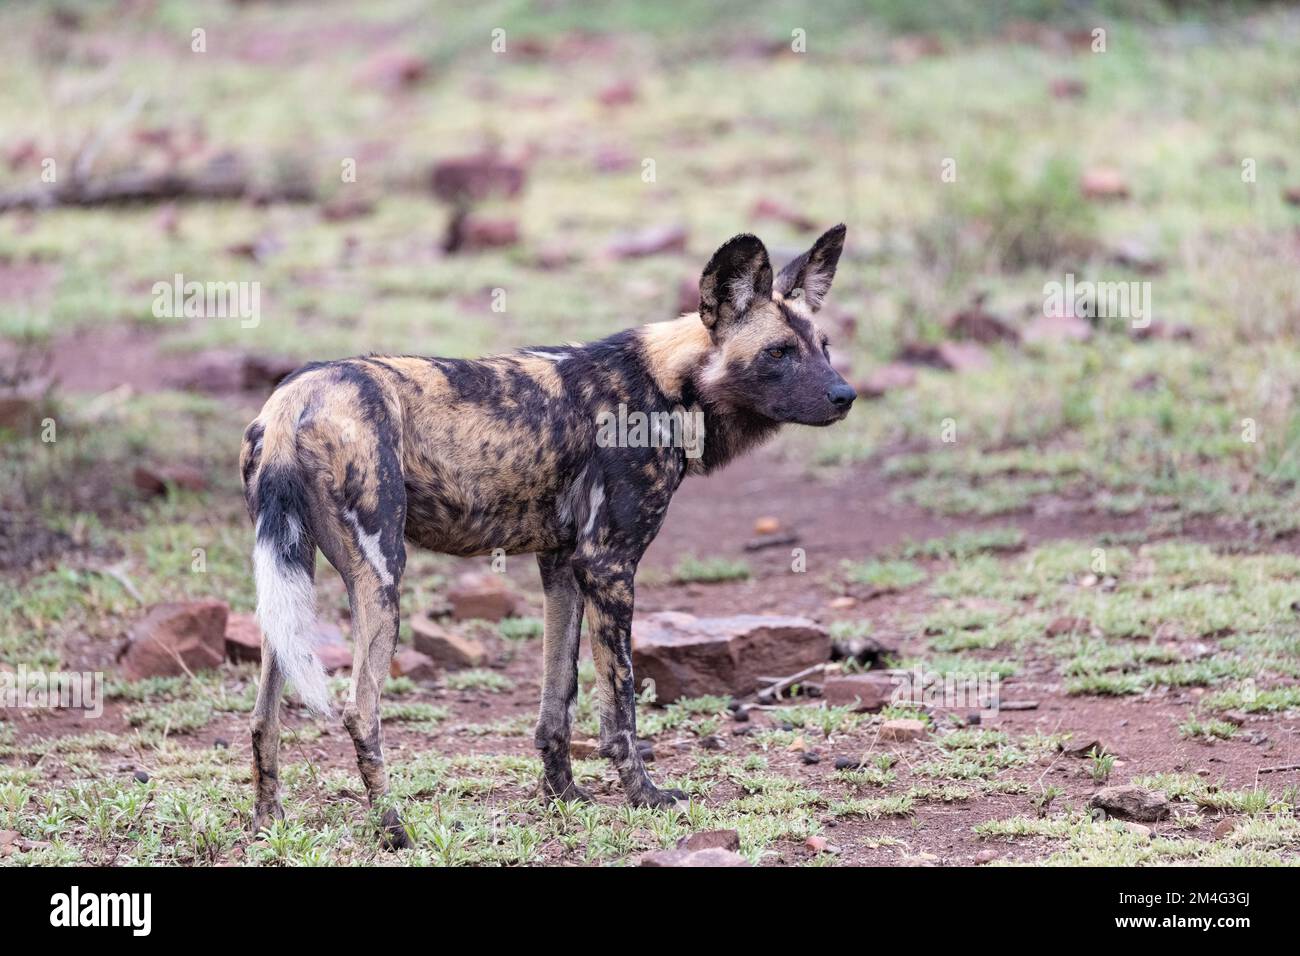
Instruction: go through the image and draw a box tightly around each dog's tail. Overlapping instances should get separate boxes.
[244,412,333,718]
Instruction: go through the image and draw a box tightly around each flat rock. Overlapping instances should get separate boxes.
[1090,785,1170,822]
[859,362,917,398]
[880,718,928,742]
[132,463,209,497]
[411,614,487,669]
[640,846,748,867]
[569,738,600,760]
[631,611,829,703]
[677,829,740,853]
[447,572,521,622]
[119,600,228,680]
[822,672,901,712]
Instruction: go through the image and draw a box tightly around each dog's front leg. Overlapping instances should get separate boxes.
[573,554,686,808]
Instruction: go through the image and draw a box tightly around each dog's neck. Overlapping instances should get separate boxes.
[637,315,781,475]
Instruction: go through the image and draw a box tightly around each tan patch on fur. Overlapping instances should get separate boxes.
[639,315,713,399]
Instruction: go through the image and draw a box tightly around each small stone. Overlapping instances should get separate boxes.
[411,614,488,669]
[1060,737,1102,757]
[677,829,740,853]
[731,706,750,723]
[786,735,808,753]
[833,756,864,770]
[1122,822,1153,840]
[1049,77,1087,98]
[700,734,726,751]
[805,835,829,853]
[1212,817,1236,840]
[606,225,689,260]
[880,718,927,742]
[637,740,655,762]
[753,516,781,535]
[213,738,229,749]
[974,848,999,864]
[390,647,438,681]
[1090,785,1170,822]
[569,738,600,760]
[1000,700,1039,711]
[1081,167,1130,200]
[447,572,521,622]
[1046,616,1094,637]
[801,751,821,765]
[133,770,150,784]
[822,673,900,712]
[828,596,857,610]
[860,362,919,398]
[132,463,209,497]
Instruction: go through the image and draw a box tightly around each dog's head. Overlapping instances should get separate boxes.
[696,225,854,426]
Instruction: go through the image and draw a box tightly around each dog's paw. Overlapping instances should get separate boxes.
[250,801,285,835]
[629,785,688,809]
[378,808,413,851]
[542,777,595,804]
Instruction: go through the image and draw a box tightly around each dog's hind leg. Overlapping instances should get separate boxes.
[535,552,589,802]
[249,648,287,833]
[340,562,409,849]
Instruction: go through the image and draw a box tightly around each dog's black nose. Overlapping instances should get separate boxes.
[827,382,857,408]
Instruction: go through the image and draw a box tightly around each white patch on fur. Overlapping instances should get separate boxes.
[726,274,755,315]
[345,509,393,587]
[522,349,569,363]
[802,269,832,308]
[253,531,332,717]
[583,480,605,537]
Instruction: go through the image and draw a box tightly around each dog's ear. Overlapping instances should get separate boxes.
[774,224,846,312]
[698,233,773,334]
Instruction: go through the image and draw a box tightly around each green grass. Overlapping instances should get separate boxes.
[670,555,751,584]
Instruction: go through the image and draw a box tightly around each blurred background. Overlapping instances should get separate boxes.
[1,0,1299,636]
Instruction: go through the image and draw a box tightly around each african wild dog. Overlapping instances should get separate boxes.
[239,225,856,846]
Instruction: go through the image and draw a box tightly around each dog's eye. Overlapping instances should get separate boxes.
[767,347,787,359]
[822,342,830,359]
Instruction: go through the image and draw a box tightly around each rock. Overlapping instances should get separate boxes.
[224,612,262,664]
[828,596,857,610]
[0,830,19,851]
[390,647,438,681]
[1283,186,1300,207]
[833,756,864,770]
[801,751,821,765]
[630,611,830,703]
[118,600,228,680]
[677,829,740,853]
[410,614,487,669]
[1090,785,1170,822]
[596,79,638,107]
[1212,817,1236,840]
[1046,616,1094,637]
[447,572,521,622]
[606,225,689,259]
[750,197,817,233]
[320,194,376,223]
[1000,700,1039,711]
[430,153,526,205]
[899,340,990,373]
[314,624,353,673]
[700,734,726,751]
[458,215,520,250]
[1122,822,1153,840]
[805,835,835,854]
[880,718,927,742]
[1060,737,1102,757]
[133,770,150,784]
[1080,167,1130,200]
[569,738,600,760]
[752,516,781,536]
[640,847,748,867]
[1023,314,1094,345]
[946,303,1019,344]
[1049,77,1087,98]
[1220,710,1249,727]
[822,673,900,712]
[358,49,428,92]
[0,379,52,433]
[974,848,999,864]
[859,362,917,398]
[132,463,209,497]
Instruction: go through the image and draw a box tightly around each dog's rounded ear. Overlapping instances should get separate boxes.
[775,224,846,312]
[698,233,773,333]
